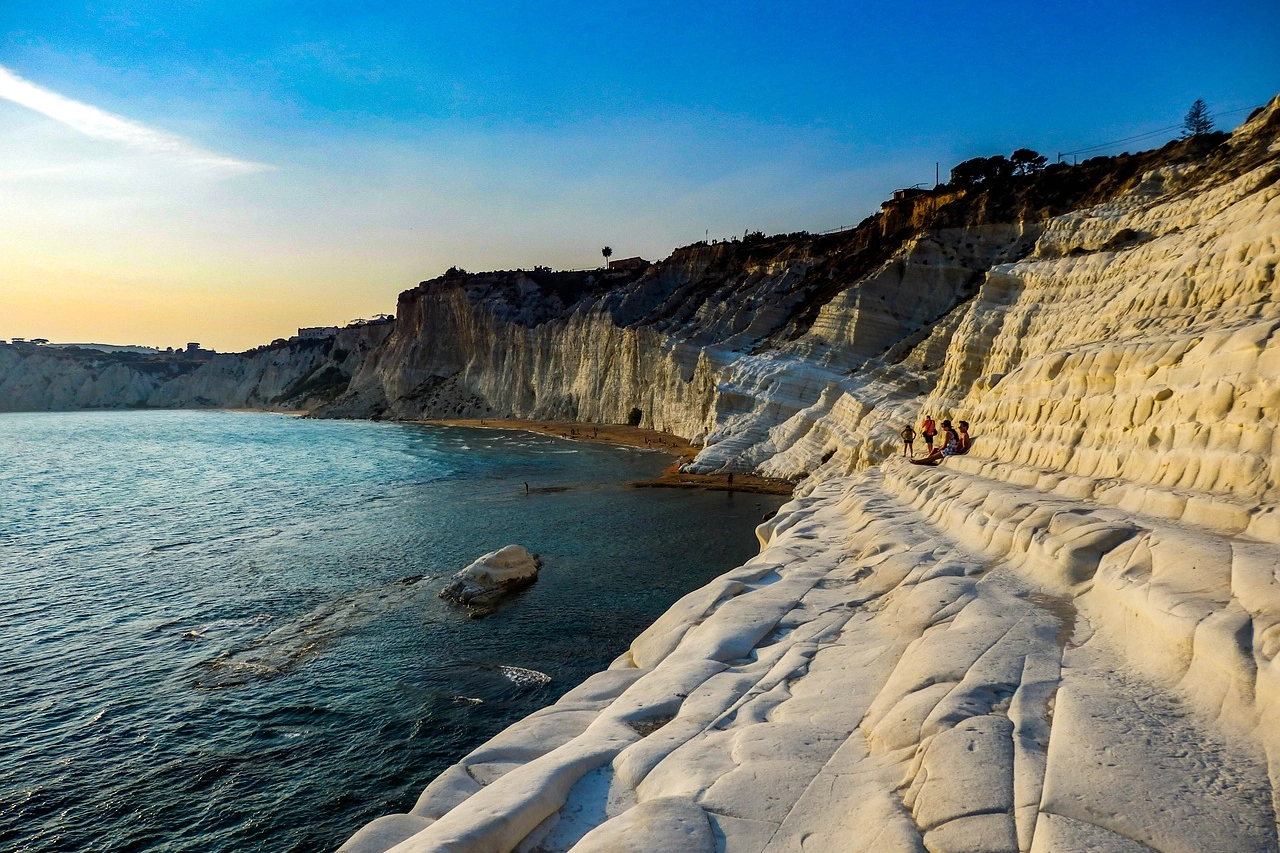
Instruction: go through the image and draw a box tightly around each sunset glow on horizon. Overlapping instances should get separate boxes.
[3,1,1277,351]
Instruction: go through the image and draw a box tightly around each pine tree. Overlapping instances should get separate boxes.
[1011,148,1048,176]
[1182,99,1214,138]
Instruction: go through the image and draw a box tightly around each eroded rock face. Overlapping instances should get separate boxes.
[438,545,541,615]
[309,115,1276,492]
[337,98,1280,853]
[0,323,392,412]
[10,90,1278,853]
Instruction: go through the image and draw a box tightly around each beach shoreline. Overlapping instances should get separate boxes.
[422,418,796,496]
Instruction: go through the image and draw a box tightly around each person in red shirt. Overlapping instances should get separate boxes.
[921,415,937,451]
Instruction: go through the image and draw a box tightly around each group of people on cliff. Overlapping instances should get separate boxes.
[900,415,969,465]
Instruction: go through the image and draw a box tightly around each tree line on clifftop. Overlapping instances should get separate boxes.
[947,100,1218,189]
[436,100,1234,274]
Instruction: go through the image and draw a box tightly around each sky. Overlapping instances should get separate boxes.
[1,1,1277,352]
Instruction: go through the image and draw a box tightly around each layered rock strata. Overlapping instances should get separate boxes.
[6,95,1277,853]
[336,99,1280,852]
[0,322,390,411]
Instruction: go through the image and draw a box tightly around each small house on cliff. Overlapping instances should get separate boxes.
[296,326,340,340]
[605,256,649,272]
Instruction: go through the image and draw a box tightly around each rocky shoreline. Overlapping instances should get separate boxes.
[428,419,796,495]
[5,96,1278,853]
[333,100,1280,853]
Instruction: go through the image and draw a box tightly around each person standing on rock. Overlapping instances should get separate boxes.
[921,415,937,452]
[900,424,916,457]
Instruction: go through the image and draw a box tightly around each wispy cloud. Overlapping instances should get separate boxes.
[0,64,267,174]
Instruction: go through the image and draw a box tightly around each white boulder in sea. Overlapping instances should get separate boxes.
[438,545,541,614]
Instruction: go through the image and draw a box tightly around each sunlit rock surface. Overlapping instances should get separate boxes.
[338,99,1280,852]
[439,545,542,615]
[3,96,1274,853]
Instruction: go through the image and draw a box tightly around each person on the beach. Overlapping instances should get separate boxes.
[900,424,916,457]
[956,421,971,454]
[921,415,937,451]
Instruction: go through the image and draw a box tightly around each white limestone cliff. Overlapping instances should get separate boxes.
[336,98,1280,852]
[0,323,391,412]
[6,94,1276,853]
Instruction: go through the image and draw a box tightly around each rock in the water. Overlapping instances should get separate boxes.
[438,545,540,614]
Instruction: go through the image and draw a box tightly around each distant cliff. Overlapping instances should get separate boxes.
[0,323,392,412]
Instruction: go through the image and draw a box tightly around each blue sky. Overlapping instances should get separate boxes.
[2,1,1277,350]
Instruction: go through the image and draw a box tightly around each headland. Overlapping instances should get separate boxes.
[4,96,1280,853]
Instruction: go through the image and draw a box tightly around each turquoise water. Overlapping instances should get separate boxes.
[0,411,784,853]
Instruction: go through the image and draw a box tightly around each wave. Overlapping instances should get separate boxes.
[149,541,196,553]
[147,526,283,555]
[495,665,551,688]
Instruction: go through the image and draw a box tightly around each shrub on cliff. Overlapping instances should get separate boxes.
[1011,148,1049,176]
[949,149,1048,187]
[950,155,1014,187]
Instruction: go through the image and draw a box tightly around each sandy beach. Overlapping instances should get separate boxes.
[426,418,796,496]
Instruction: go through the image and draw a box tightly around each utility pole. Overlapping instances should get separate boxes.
[935,162,939,187]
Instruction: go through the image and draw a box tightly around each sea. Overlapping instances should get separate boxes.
[0,410,786,853]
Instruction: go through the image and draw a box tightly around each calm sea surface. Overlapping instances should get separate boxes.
[0,411,784,853]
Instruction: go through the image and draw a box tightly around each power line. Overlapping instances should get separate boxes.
[1060,123,1183,157]
[1058,105,1257,158]
[801,103,1265,240]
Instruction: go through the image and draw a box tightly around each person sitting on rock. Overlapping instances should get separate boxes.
[900,424,916,457]
[911,420,959,465]
[956,421,971,454]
